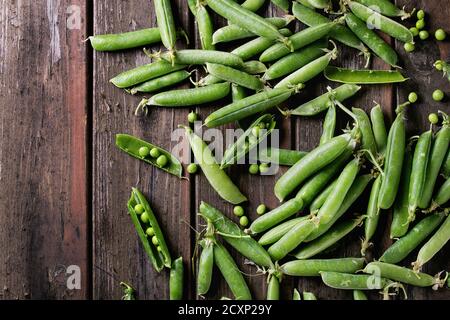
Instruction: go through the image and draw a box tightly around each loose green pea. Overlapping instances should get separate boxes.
[156,154,169,167]
[435,60,444,71]
[408,92,418,103]
[146,227,155,236]
[150,148,161,158]
[188,111,198,123]
[256,204,266,215]
[433,89,445,101]
[134,204,145,214]
[187,163,198,174]
[249,164,259,174]
[435,29,447,41]
[419,30,429,40]
[410,27,419,37]
[417,10,425,20]
[252,126,261,138]
[404,42,415,52]
[416,19,425,30]
[138,146,150,157]
[152,235,159,246]
[260,163,270,174]
[428,113,439,124]
[239,216,249,227]
[234,206,244,217]
[140,211,150,224]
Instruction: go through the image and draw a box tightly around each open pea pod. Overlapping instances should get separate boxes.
[116,134,183,178]
[220,114,276,169]
[127,187,172,272]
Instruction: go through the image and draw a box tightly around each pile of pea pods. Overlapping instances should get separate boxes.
[90,0,450,300]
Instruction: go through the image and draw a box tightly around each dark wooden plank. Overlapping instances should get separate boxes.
[92,0,193,300]
[0,0,89,299]
[393,0,450,300]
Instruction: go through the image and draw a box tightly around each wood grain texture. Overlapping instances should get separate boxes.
[92,0,193,300]
[0,0,88,299]
[0,0,449,300]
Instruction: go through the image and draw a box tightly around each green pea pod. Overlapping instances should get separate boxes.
[183,127,247,204]
[324,67,407,84]
[196,3,216,50]
[161,49,245,68]
[145,82,231,107]
[250,198,304,234]
[294,216,365,259]
[263,40,327,81]
[270,0,289,12]
[378,103,409,209]
[390,145,413,238]
[258,216,309,246]
[130,70,190,94]
[241,60,267,75]
[221,114,276,169]
[309,179,338,212]
[206,0,290,45]
[315,158,361,225]
[413,214,450,272]
[293,289,301,300]
[212,16,293,44]
[115,134,183,178]
[274,47,337,89]
[364,262,442,288]
[241,0,266,11]
[433,178,450,209]
[361,175,382,256]
[110,60,186,88]
[127,188,171,271]
[256,148,307,166]
[169,257,184,300]
[348,1,414,43]
[268,218,318,261]
[353,108,377,156]
[320,272,392,290]
[441,150,450,178]
[206,63,264,91]
[154,0,177,55]
[292,2,368,59]
[345,12,398,67]
[231,28,293,61]
[120,282,136,300]
[286,84,361,116]
[197,238,214,296]
[199,202,273,268]
[299,0,331,10]
[275,132,357,201]
[260,22,336,63]
[419,118,450,209]
[302,292,318,300]
[281,258,365,277]
[296,149,354,206]
[354,0,412,19]
[319,104,336,145]
[380,213,445,264]
[370,104,388,154]
[197,74,223,87]
[307,175,373,241]
[205,86,300,128]
[408,128,433,223]
[213,241,252,300]
[266,275,280,300]
[89,28,162,51]
[353,290,368,300]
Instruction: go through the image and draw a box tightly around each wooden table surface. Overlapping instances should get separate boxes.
[0,0,449,300]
